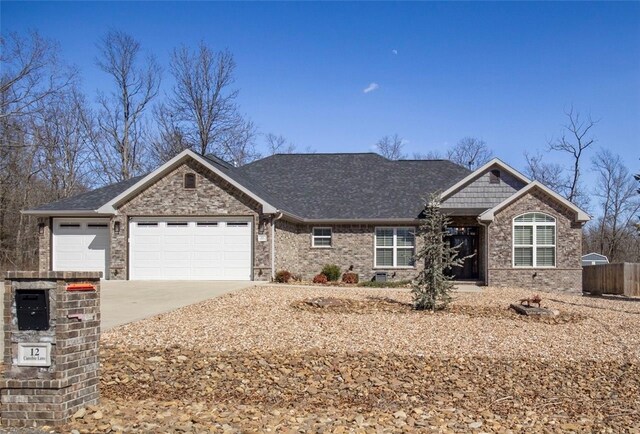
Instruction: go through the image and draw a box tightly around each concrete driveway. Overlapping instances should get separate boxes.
[101,280,257,330]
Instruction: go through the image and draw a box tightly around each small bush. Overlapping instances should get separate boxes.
[342,272,359,284]
[313,273,328,284]
[321,264,341,281]
[275,270,292,283]
[358,279,412,288]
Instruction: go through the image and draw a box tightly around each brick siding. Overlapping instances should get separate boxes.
[112,160,271,280]
[487,189,583,291]
[2,271,101,427]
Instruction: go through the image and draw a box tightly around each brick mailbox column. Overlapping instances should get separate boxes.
[1,271,101,427]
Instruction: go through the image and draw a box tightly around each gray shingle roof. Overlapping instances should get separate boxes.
[236,153,471,219]
[28,153,471,219]
[29,176,145,211]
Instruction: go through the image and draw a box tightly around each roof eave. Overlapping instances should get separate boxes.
[22,209,115,217]
[278,210,422,224]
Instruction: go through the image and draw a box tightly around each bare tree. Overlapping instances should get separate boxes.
[0,31,75,121]
[265,133,296,155]
[164,43,255,160]
[218,118,260,166]
[523,108,596,209]
[446,137,493,170]
[547,107,597,206]
[93,30,161,183]
[590,149,640,262]
[33,86,93,197]
[413,150,443,160]
[0,31,82,270]
[524,151,568,193]
[636,168,640,233]
[150,103,189,164]
[375,134,406,160]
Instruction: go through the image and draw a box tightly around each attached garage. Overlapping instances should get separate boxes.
[128,218,252,281]
[52,219,110,278]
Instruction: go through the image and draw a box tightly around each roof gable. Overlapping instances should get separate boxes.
[582,253,608,261]
[97,150,277,214]
[439,158,531,200]
[441,163,528,211]
[478,181,590,222]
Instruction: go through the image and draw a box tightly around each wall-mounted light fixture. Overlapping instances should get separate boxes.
[38,222,45,235]
[113,221,121,234]
[258,218,267,235]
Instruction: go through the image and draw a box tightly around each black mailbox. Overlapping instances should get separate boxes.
[16,289,50,331]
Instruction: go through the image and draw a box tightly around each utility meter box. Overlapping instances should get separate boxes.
[16,289,50,331]
[375,271,388,282]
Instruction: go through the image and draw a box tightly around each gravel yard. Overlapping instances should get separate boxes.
[103,285,640,361]
[65,286,639,432]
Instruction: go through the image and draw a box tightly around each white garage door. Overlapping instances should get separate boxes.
[129,218,252,281]
[52,219,110,278]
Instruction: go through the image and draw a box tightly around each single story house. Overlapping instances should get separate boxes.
[581,252,609,267]
[25,150,590,291]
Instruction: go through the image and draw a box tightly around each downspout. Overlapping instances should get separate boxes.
[271,212,283,281]
[477,219,490,286]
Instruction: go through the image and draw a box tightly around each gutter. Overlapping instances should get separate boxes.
[277,209,422,225]
[21,209,115,217]
[271,212,283,281]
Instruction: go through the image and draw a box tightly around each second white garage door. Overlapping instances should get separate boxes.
[129,218,252,281]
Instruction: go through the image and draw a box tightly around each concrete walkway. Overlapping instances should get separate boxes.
[101,280,258,330]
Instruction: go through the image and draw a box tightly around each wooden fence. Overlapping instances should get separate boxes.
[582,263,640,297]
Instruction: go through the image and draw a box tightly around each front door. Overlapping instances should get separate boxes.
[447,227,479,280]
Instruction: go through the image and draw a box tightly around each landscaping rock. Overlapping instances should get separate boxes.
[57,345,640,433]
[510,303,557,316]
[79,285,640,432]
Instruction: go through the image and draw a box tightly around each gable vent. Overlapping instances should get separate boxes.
[489,169,501,184]
[184,173,196,189]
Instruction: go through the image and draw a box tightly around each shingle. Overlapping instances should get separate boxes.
[28,153,471,219]
[29,175,145,211]
[236,153,471,219]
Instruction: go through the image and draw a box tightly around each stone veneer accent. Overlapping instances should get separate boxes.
[1,271,101,427]
[112,160,271,280]
[274,217,485,283]
[486,189,584,291]
[37,217,52,273]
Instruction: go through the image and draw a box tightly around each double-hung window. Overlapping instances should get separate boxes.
[312,227,332,247]
[513,213,556,267]
[375,227,415,267]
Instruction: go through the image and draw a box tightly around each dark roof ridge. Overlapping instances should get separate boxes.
[396,158,450,162]
[270,152,385,156]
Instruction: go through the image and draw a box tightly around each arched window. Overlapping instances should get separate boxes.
[513,212,556,267]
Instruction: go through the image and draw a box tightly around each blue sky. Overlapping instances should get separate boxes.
[3,1,639,183]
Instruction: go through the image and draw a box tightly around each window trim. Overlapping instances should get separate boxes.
[312,227,332,248]
[374,227,416,269]
[512,212,556,268]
